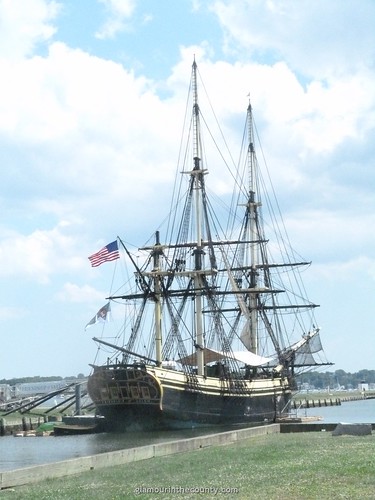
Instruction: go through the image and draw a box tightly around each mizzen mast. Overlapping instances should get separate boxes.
[152,230,163,366]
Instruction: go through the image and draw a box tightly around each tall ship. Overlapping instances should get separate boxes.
[87,60,332,431]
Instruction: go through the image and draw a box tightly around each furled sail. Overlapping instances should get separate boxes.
[178,347,274,367]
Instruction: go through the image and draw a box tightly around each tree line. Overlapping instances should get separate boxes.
[298,369,375,390]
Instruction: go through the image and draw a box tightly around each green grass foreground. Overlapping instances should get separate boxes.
[1,432,374,499]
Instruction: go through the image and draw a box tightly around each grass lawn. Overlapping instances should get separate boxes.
[1,432,374,499]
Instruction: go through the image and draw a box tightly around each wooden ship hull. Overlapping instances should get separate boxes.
[87,364,292,431]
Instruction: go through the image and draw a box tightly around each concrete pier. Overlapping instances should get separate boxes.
[0,415,58,436]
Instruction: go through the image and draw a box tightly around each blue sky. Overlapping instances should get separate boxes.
[0,0,374,378]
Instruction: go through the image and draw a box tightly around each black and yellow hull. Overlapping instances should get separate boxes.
[87,364,292,431]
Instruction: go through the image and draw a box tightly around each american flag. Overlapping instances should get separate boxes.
[88,240,120,267]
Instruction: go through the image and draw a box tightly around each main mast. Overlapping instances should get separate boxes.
[192,59,205,376]
[247,101,261,354]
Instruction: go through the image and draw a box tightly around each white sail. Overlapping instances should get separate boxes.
[178,348,274,367]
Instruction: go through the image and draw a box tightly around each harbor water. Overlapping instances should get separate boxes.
[297,397,375,423]
[0,424,256,472]
[1,398,374,472]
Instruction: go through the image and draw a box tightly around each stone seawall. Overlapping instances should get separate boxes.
[0,423,279,490]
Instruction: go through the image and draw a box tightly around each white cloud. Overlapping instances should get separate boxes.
[0,39,190,294]
[293,76,375,154]
[0,40,180,222]
[99,0,135,17]
[56,283,104,303]
[283,208,375,266]
[313,256,375,283]
[0,223,81,283]
[0,0,60,59]
[96,0,136,39]
[211,0,375,79]
[0,306,26,320]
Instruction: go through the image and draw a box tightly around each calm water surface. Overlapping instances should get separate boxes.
[1,399,374,472]
[299,397,375,423]
[0,425,248,472]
